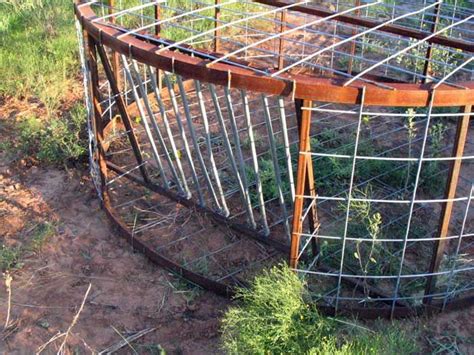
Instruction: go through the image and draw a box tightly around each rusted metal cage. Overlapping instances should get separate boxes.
[75,0,473,318]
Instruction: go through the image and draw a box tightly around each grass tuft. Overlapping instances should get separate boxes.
[0,245,22,271]
[18,104,87,164]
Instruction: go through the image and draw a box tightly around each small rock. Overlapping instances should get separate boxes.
[37,320,50,329]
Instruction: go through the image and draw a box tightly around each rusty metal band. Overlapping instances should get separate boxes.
[74,1,474,107]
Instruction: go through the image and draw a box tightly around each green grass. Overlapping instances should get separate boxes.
[0,245,22,271]
[0,0,78,115]
[0,1,88,165]
[28,222,56,253]
[221,264,419,354]
[0,221,57,272]
[18,103,87,164]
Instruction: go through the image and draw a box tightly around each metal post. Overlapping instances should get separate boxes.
[154,1,161,35]
[347,0,361,75]
[86,35,108,196]
[422,2,441,83]
[154,1,163,91]
[295,99,319,257]
[214,0,221,52]
[277,10,287,70]
[424,104,471,304]
[95,44,150,184]
[290,99,313,268]
[109,0,121,88]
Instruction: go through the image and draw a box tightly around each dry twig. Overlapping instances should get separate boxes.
[57,283,92,353]
[3,272,13,330]
[98,326,156,355]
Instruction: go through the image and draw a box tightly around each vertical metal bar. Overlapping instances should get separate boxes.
[329,0,340,76]
[95,44,150,184]
[176,75,221,209]
[209,84,255,226]
[278,99,295,204]
[122,55,168,187]
[148,67,190,196]
[347,0,361,75]
[224,87,256,228]
[424,104,471,304]
[76,20,102,196]
[86,36,108,196]
[422,2,441,83]
[390,91,437,318]
[109,0,121,88]
[242,90,269,235]
[277,10,287,70]
[290,99,313,269]
[154,2,163,91]
[126,57,170,186]
[295,99,319,257]
[194,80,229,216]
[442,184,473,310]
[164,73,205,205]
[154,0,161,35]
[214,0,221,52]
[335,87,366,313]
[262,95,290,239]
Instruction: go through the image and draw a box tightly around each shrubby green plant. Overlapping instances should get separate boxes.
[0,245,22,271]
[18,104,87,164]
[221,264,418,354]
[245,144,293,204]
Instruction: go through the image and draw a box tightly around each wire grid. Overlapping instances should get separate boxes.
[293,98,473,312]
[77,0,474,313]
[87,0,474,88]
[88,54,289,285]
[106,56,299,241]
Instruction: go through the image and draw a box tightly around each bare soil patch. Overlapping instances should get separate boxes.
[0,108,228,353]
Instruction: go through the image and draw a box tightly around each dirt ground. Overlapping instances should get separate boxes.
[0,98,228,354]
[0,97,473,354]
[0,165,229,354]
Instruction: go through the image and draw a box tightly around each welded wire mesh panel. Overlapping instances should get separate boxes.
[291,97,473,314]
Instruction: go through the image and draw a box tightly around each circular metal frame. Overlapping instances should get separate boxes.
[75,0,474,319]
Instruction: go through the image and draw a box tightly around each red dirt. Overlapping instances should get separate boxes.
[0,101,228,353]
